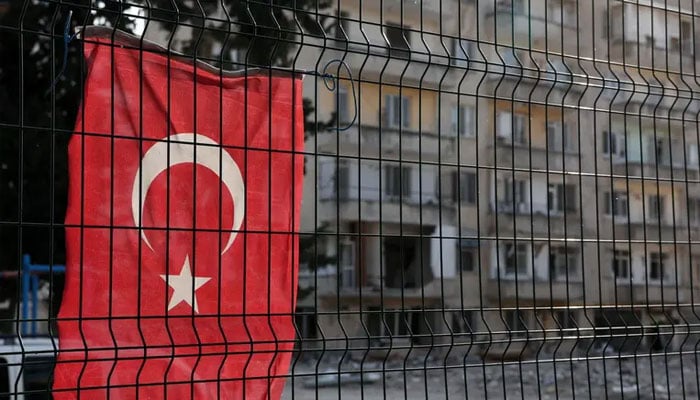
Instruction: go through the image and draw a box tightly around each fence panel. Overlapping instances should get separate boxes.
[2,0,700,398]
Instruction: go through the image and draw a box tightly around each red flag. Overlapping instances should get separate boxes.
[54,27,304,400]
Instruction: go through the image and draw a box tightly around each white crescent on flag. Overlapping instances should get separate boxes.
[131,133,245,254]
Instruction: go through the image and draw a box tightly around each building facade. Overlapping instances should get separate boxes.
[296,0,700,360]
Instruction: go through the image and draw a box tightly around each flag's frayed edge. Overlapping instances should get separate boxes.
[75,25,307,81]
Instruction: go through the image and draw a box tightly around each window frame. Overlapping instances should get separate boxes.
[383,164,412,200]
[385,22,411,59]
[613,250,631,279]
[384,94,411,129]
[503,242,529,277]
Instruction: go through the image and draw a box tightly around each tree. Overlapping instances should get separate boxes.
[0,0,336,331]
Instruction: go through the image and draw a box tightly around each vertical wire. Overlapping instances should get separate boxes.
[266,4,283,397]
[660,1,681,397]
[216,1,233,398]
[591,0,610,397]
[613,0,631,394]
[377,0,386,398]
[542,1,556,396]
[642,1,658,395]
[471,1,494,397]
[623,1,640,395]
[354,2,372,397]
[189,4,207,398]
[331,4,348,396]
[355,2,374,395]
[688,0,700,396]
[134,3,153,396]
[450,1,475,397]
[575,2,595,398]
[162,1,180,397]
[676,2,697,397]
[308,1,320,397]
[435,0,454,396]
[490,0,506,395]
[288,1,304,398]
[13,4,30,384]
[241,4,255,398]
[106,6,125,399]
[45,4,61,398]
[571,2,589,399]
[75,2,90,398]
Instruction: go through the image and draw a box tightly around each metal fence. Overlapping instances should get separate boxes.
[4,0,700,398]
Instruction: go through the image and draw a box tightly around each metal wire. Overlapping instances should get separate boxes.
[5,0,700,399]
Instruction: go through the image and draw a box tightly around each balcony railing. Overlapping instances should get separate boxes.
[492,201,570,216]
[486,277,584,304]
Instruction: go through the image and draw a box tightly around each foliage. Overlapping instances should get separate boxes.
[0,0,335,272]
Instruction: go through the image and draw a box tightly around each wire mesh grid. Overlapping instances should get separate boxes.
[3,0,700,399]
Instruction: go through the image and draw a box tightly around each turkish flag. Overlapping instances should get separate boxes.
[54,27,304,400]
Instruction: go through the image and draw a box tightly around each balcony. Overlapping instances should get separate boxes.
[612,282,690,305]
[315,125,450,160]
[318,197,449,226]
[318,285,442,308]
[485,3,577,47]
[490,202,580,236]
[490,141,580,172]
[313,46,449,89]
[608,39,695,72]
[611,157,700,181]
[610,218,692,242]
[485,278,584,305]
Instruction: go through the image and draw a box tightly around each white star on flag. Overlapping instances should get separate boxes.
[160,255,211,313]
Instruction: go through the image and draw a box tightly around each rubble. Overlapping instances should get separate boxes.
[282,352,700,399]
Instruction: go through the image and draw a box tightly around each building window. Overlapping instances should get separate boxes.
[338,240,356,288]
[496,111,526,144]
[688,143,699,167]
[499,47,523,76]
[548,183,577,213]
[497,0,526,15]
[602,130,625,157]
[549,247,578,280]
[336,85,351,124]
[384,94,410,129]
[689,198,700,225]
[604,191,628,217]
[547,121,573,151]
[295,307,318,340]
[452,170,477,204]
[498,178,528,213]
[452,311,474,335]
[385,22,410,59]
[334,160,351,200]
[451,38,474,67]
[612,250,630,279]
[553,309,575,332]
[384,165,412,200]
[680,20,693,53]
[648,137,670,166]
[460,247,476,272]
[450,105,475,137]
[647,195,665,221]
[503,242,529,276]
[649,252,667,281]
[333,11,349,42]
[504,309,527,337]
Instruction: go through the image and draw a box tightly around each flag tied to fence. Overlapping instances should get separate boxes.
[54,27,304,400]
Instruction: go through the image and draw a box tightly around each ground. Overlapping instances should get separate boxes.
[281,353,700,399]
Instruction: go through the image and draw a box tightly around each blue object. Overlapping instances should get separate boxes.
[21,255,65,336]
